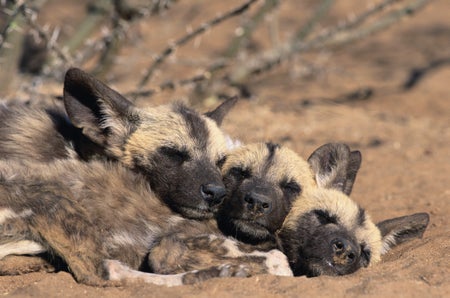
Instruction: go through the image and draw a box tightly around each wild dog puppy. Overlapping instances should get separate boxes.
[0,158,291,286]
[216,142,361,247]
[0,68,237,219]
[277,191,429,276]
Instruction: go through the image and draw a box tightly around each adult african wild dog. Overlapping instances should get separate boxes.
[0,142,429,285]
[0,68,236,219]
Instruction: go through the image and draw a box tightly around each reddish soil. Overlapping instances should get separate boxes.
[0,0,449,297]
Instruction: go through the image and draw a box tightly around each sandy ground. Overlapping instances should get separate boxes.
[0,0,449,297]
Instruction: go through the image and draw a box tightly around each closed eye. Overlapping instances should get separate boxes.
[313,209,337,225]
[280,180,301,196]
[217,156,227,168]
[361,245,371,266]
[159,146,191,164]
[228,166,251,179]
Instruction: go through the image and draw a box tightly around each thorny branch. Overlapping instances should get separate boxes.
[136,0,259,90]
[224,0,279,58]
[0,0,26,50]
[23,6,72,65]
[226,0,430,84]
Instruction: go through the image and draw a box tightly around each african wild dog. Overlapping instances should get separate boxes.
[216,142,361,246]
[275,143,429,276]
[0,68,237,219]
[0,142,429,286]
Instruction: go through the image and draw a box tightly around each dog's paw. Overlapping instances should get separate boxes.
[264,249,293,276]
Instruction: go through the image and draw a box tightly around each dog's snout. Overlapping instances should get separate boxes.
[331,238,357,265]
[244,192,272,215]
[201,183,226,207]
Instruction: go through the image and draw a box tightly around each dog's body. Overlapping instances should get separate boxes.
[0,158,292,286]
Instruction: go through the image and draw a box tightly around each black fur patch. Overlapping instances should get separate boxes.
[263,142,280,172]
[175,104,209,151]
[357,207,366,226]
[313,209,338,225]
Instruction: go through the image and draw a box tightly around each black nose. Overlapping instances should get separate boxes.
[244,192,272,215]
[201,184,226,207]
[331,238,357,265]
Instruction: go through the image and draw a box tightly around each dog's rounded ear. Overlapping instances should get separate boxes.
[63,68,139,146]
[204,96,238,126]
[308,143,361,195]
[376,212,430,254]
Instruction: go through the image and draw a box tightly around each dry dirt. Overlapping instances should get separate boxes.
[0,0,449,297]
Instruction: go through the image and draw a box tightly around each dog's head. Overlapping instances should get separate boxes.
[278,188,429,276]
[63,68,237,219]
[217,142,317,244]
[276,144,430,276]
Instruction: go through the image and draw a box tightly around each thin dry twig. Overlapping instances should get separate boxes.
[136,0,259,90]
[227,0,430,84]
[0,0,26,50]
[22,4,72,65]
[293,0,334,42]
[225,0,279,58]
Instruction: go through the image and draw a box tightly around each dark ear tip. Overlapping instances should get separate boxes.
[65,67,84,80]
[415,212,430,225]
[350,150,362,167]
[204,96,239,126]
[351,150,362,159]
[228,95,239,105]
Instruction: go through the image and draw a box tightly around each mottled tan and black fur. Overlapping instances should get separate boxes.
[0,68,237,219]
[0,158,291,286]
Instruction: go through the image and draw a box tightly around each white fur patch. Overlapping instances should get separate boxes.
[260,249,293,276]
[0,209,17,224]
[109,232,141,247]
[380,233,398,255]
[225,136,242,150]
[108,222,161,250]
[220,236,293,276]
[105,259,184,287]
[0,208,33,224]
[0,240,46,259]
